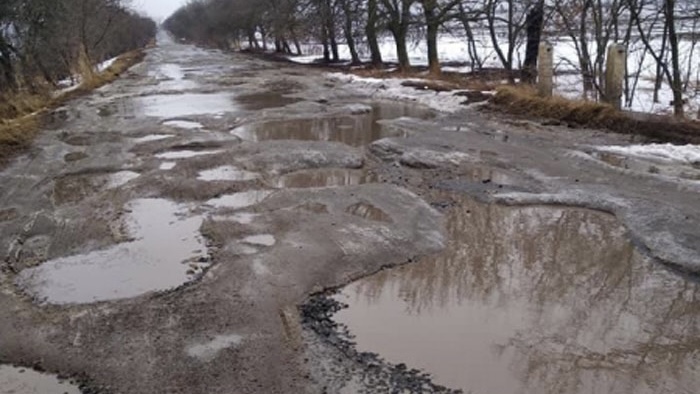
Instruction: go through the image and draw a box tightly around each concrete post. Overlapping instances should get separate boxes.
[537,42,553,97]
[605,43,627,110]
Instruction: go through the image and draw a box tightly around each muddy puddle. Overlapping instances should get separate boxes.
[16,199,209,304]
[0,365,81,394]
[138,93,235,118]
[329,196,700,394]
[270,169,377,188]
[232,102,433,147]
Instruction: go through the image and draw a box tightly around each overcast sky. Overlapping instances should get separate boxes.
[132,0,189,21]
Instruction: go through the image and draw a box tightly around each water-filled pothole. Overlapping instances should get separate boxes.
[231,102,433,147]
[0,365,81,394]
[270,169,377,189]
[323,197,700,394]
[138,93,235,118]
[16,199,209,304]
[198,166,260,182]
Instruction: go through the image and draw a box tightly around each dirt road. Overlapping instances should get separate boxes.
[1,34,699,393]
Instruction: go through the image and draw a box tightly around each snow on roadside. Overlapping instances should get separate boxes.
[327,72,480,113]
[97,56,119,72]
[596,143,700,164]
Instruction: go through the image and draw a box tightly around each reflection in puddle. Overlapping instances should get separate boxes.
[163,120,204,130]
[231,102,432,147]
[198,166,260,182]
[345,202,392,223]
[138,93,235,118]
[107,171,140,189]
[462,166,515,185]
[133,134,174,143]
[0,365,81,394]
[17,199,209,304]
[242,234,276,247]
[160,162,177,170]
[155,150,223,160]
[206,190,273,210]
[271,169,377,188]
[149,63,198,91]
[234,91,301,110]
[333,197,700,394]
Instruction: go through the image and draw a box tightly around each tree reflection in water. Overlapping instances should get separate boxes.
[334,196,700,394]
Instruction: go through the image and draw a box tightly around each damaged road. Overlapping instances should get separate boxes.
[1,33,699,393]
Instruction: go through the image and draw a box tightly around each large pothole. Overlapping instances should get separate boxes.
[16,198,210,304]
[305,196,700,394]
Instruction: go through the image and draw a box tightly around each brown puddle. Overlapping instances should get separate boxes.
[270,169,377,189]
[232,102,433,147]
[332,196,700,394]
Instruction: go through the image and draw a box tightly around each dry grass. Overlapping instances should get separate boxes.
[490,86,700,144]
[0,49,146,164]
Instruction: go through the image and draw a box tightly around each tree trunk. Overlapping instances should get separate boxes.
[423,2,440,75]
[393,27,410,72]
[522,1,544,84]
[330,35,339,62]
[341,0,361,64]
[665,0,684,117]
[366,0,383,66]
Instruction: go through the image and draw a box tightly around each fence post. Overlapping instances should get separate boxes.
[537,42,553,97]
[605,43,627,109]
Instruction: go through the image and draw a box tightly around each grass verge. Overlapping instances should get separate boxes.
[490,86,700,144]
[0,49,147,165]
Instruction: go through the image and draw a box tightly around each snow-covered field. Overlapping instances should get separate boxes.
[289,32,700,119]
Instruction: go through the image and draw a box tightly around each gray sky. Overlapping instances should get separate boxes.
[132,0,189,21]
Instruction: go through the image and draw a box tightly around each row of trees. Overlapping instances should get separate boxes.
[0,0,156,98]
[165,0,699,117]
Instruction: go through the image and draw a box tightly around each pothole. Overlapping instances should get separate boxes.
[16,198,210,304]
[133,134,175,143]
[345,202,393,223]
[270,169,377,189]
[163,120,204,130]
[198,166,260,182]
[205,190,273,210]
[155,150,223,160]
[138,93,235,118]
[231,102,433,147]
[0,365,81,394]
[241,234,276,247]
[309,197,700,393]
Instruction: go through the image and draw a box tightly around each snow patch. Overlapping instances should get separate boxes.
[596,144,700,164]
